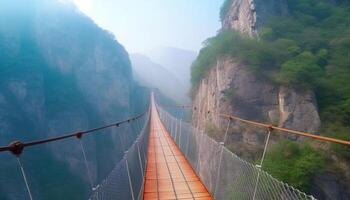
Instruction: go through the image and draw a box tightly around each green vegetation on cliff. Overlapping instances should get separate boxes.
[192,0,350,192]
[192,0,350,133]
[263,140,325,192]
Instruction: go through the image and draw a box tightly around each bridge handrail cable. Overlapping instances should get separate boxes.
[0,112,147,156]
[219,113,350,146]
[160,104,350,146]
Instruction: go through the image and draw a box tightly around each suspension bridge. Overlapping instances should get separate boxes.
[0,92,349,200]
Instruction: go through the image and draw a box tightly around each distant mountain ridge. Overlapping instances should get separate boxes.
[131,53,188,103]
[142,47,197,102]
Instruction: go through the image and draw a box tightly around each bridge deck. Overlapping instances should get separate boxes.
[143,101,212,200]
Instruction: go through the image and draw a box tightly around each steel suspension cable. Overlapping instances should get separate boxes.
[219,113,350,146]
[168,104,350,146]
[0,112,146,155]
[0,112,146,200]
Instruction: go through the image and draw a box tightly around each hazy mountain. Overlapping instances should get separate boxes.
[143,47,197,101]
[131,53,188,103]
[0,0,148,199]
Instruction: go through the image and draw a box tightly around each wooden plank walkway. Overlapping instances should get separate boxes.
[143,99,213,200]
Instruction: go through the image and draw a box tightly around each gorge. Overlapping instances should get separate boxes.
[0,0,349,199]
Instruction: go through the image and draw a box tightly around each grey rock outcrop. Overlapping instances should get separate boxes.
[222,0,288,37]
[192,0,321,158]
[192,58,320,158]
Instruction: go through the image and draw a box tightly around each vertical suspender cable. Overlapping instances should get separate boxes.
[178,109,183,149]
[137,143,144,178]
[169,111,173,136]
[16,157,33,200]
[80,141,93,189]
[125,156,135,200]
[253,127,272,200]
[179,119,182,149]
[137,142,144,200]
[174,109,176,139]
[213,119,231,197]
[168,109,171,134]
[78,139,95,193]
[185,127,191,157]
[172,111,176,138]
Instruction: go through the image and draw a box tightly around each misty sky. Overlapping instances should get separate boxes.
[72,0,223,53]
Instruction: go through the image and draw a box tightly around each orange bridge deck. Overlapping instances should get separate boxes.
[143,101,213,200]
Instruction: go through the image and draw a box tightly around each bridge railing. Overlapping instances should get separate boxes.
[0,109,150,200]
[90,111,150,200]
[157,104,316,200]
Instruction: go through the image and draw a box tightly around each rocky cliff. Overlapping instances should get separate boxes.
[0,0,148,199]
[191,0,350,199]
[192,56,321,157]
[222,0,288,37]
[192,0,321,157]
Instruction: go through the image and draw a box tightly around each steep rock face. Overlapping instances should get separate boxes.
[34,2,133,119]
[193,0,320,157]
[222,0,288,36]
[192,58,320,157]
[278,86,321,134]
[0,1,148,199]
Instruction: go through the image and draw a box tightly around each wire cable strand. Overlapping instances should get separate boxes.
[219,113,350,146]
[0,112,147,154]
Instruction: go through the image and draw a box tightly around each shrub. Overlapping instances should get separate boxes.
[278,51,322,86]
[322,123,350,160]
[263,140,325,191]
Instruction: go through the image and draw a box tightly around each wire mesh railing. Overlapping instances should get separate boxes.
[89,111,150,200]
[157,105,317,200]
[0,109,150,200]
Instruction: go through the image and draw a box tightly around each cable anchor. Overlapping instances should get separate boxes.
[76,132,83,139]
[9,141,24,156]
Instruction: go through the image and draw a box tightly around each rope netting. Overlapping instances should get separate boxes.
[157,105,317,200]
